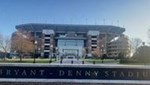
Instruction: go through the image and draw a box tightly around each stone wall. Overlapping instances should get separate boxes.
[0,82,147,85]
[0,64,149,85]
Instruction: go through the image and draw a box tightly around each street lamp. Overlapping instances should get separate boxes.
[33,40,37,63]
[37,48,41,57]
[77,50,79,60]
[55,47,59,61]
[49,45,53,63]
[101,45,104,55]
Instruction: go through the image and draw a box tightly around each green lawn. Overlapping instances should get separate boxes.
[0,58,56,63]
[82,59,120,64]
[0,58,119,64]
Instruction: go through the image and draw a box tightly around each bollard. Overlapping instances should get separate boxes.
[60,60,62,64]
[33,59,36,63]
[93,61,95,64]
[49,59,52,63]
[82,61,84,64]
[71,60,73,64]
[102,60,104,63]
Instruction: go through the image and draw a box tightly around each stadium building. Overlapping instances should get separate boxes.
[12,23,129,58]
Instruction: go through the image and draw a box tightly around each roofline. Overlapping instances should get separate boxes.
[16,23,125,28]
[15,23,125,34]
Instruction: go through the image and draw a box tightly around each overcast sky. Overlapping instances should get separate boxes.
[0,0,150,43]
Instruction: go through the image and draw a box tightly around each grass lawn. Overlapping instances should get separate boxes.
[82,58,120,64]
[0,58,119,64]
[0,58,56,63]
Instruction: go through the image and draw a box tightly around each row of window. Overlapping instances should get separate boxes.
[45,39,50,43]
[91,42,97,44]
[45,35,51,37]
[44,45,50,50]
[30,32,106,39]
[57,40,84,47]
[91,36,97,38]
[91,40,97,42]
[91,39,97,46]
[91,46,97,51]
[56,33,87,37]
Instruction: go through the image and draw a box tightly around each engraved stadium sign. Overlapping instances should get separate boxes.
[0,64,150,80]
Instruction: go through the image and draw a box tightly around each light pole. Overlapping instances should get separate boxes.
[77,50,79,60]
[55,47,59,61]
[38,48,40,58]
[33,40,37,63]
[101,44,105,63]
[49,45,53,63]
[101,45,104,56]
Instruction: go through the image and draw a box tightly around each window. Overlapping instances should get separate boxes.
[44,45,50,50]
[92,46,97,49]
[91,36,97,38]
[91,42,97,44]
[45,39,50,43]
[91,40,97,43]
[45,35,50,37]
[91,46,97,51]
[44,52,49,55]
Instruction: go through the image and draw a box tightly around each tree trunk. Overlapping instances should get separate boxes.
[3,53,6,61]
[19,53,22,62]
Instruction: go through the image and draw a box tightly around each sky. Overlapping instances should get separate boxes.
[0,0,150,43]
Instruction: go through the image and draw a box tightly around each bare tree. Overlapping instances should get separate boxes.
[11,31,34,61]
[0,34,11,60]
[132,46,150,63]
[130,38,142,54]
[115,35,131,58]
[92,48,101,58]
